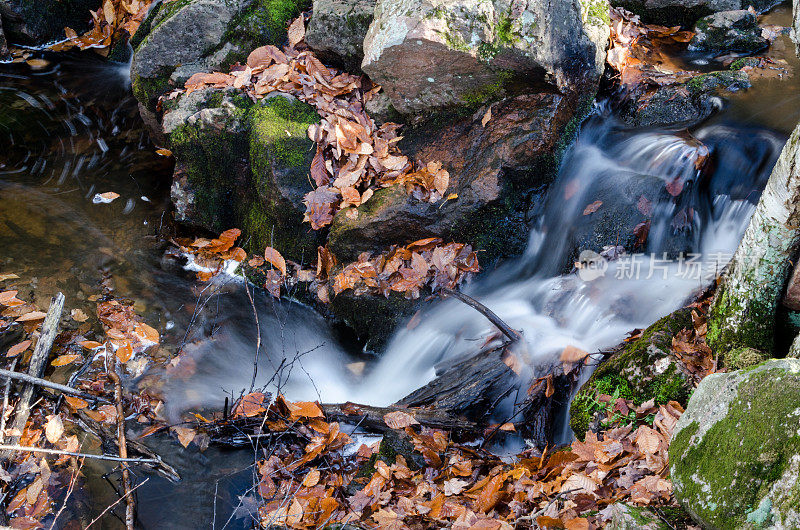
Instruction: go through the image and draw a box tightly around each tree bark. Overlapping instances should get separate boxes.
[707,125,800,353]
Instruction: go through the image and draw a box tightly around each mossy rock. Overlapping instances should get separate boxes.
[130,0,309,113]
[689,10,768,55]
[725,346,768,371]
[670,359,800,528]
[605,504,671,529]
[305,0,375,72]
[165,88,323,262]
[569,308,694,437]
[0,0,100,44]
[619,70,750,128]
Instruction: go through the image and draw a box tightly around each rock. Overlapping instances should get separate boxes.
[783,258,800,311]
[305,0,375,72]
[619,70,750,129]
[690,10,769,55]
[131,0,309,112]
[670,359,800,529]
[604,504,671,530]
[725,346,768,370]
[360,0,610,115]
[570,308,694,437]
[0,14,6,56]
[614,0,781,27]
[165,88,324,261]
[0,0,99,44]
[329,289,421,352]
[327,92,577,264]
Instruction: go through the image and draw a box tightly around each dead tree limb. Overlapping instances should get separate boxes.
[440,288,520,342]
[321,403,480,436]
[1,292,64,460]
[0,444,160,464]
[0,368,109,403]
[109,361,135,530]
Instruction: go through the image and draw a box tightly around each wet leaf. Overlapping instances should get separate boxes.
[582,200,603,215]
[44,415,64,444]
[51,354,81,367]
[16,311,46,322]
[383,411,419,430]
[6,340,31,358]
[64,396,88,410]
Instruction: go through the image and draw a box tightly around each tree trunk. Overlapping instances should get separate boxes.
[707,125,800,353]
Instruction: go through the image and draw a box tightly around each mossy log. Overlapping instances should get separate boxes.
[707,122,800,354]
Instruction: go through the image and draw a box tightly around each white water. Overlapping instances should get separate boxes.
[163,112,783,432]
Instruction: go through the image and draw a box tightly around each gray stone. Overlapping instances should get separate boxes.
[604,503,670,530]
[690,10,768,54]
[670,359,800,529]
[619,70,750,129]
[360,0,610,115]
[305,0,376,72]
[131,0,309,112]
[0,0,99,44]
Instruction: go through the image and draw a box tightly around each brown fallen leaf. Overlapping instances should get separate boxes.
[583,200,603,215]
[6,340,31,358]
[383,411,419,430]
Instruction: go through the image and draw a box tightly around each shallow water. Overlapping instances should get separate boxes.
[0,12,797,525]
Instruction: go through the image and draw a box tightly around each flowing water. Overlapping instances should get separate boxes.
[0,7,798,526]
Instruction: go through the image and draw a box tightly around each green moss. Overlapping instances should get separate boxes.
[685,70,749,95]
[581,0,610,25]
[707,280,774,353]
[670,366,800,528]
[726,346,769,370]
[132,69,174,112]
[570,309,693,437]
[227,0,311,50]
[460,70,514,108]
[729,57,760,71]
[495,16,517,46]
[250,97,318,170]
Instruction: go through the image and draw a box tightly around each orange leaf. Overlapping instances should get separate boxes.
[64,396,88,410]
[383,411,419,430]
[6,340,31,358]
[263,247,287,276]
[79,340,104,349]
[115,341,133,363]
[287,401,323,420]
[51,354,81,367]
[475,473,505,513]
[16,311,46,322]
[582,200,603,215]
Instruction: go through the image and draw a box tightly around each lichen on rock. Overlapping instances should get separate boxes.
[670,359,800,529]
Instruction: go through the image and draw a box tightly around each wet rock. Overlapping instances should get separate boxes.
[327,92,577,264]
[360,0,610,115]
[165,88,324,261]
[0,0,99,44]
[305,0,375,72]
[670,359,800,529]
[614,0,780,27]
[570,308,694,437]
[690,10,768,55]
[131,0,309,112]
[619,70,750,128]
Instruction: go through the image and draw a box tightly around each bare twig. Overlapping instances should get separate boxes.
[0,368,109,403]
[1,292,64,459]
[49,458,83,530]
[109,360,135,530]
[85,478,149,529]
[0,444,160,463]
[244,281,262,393]
[0,359,17,443]
[440,288,520,342]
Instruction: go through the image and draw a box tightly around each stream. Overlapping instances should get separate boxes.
[1,5,798,528]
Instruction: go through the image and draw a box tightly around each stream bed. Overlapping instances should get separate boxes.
[1,5,799,528]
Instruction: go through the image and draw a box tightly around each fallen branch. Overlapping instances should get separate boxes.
[321,403,479,435]
[1,292,64,460]
[440,288,520,342]
[109,361,135,530]
[0,444,160,464]
[0,359,17,443]
[0,368,109,403]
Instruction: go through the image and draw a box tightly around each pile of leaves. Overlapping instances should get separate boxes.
[607,7,696,88]
[180,388,686,529]
[176,15,453,230]
[171,228,248,281]
[51,0,153,55]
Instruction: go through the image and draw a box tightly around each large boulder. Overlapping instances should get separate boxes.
[570,308,695,437]
[327,92,577,264]
[689,10,769,55]
[131,0,309,113]
[165,88,324,261]
[0,0,99,44]
[670,358,800,529]
[360,0,610,115]
[305,0,376,72]
[614,0,781,27]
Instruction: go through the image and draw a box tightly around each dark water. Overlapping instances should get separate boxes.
[0,5,798,525]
